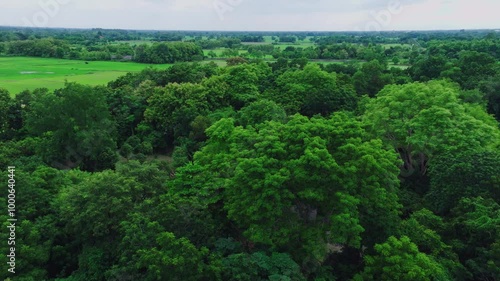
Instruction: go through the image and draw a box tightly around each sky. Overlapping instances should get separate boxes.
[0,0,499,31]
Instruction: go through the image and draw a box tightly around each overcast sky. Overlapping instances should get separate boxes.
[0,0,499,31]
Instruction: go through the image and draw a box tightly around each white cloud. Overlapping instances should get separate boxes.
[0,0,498,30]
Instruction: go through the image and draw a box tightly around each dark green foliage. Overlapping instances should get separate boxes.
[25,83,118,171]
[221,252,305,281]
[1,29,500,281]
[236,100,287,127]
[353,60,394,97]
[427,149,500,214]
[269,64,357,116]
[134,42,204,64]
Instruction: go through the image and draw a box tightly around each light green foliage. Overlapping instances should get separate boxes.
[363,80,500,175]
[195,112,402,261]
[136,231,210,281]
[354,236,450,281]
[399,209,468,279]
[0,57,171,95]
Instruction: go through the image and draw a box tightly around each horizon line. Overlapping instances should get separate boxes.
[1,25,499,33]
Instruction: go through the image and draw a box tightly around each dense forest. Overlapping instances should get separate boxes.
[0,27,499,281]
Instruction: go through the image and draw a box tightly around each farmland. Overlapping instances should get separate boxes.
[0,57,171,95]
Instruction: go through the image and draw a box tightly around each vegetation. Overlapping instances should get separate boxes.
[0,27,499,280]
[0,57,171,94]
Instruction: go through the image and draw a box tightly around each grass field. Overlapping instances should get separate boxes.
[0,57,172,95]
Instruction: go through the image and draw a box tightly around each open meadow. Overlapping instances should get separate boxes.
[0,57,172,95]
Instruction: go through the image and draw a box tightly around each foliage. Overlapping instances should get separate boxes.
[1,28,500,280]
[195,113,402,263]
[363,80,500,177]
[25,83,118,171]
[353,236,450,281]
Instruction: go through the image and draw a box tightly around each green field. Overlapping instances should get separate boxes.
[0,57,172,95]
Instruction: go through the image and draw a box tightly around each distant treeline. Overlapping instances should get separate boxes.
[1,38,203,63]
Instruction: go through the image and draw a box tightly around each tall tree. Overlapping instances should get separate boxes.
[363,80,500,178]
[353,60,394,97]
[353,236,450,281]
[26,83,117,171]
[194,113,402,266]
[269,64,357,116]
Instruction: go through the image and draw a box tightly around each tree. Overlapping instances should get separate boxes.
[362,80,500,178]
[480,74,500,122]
[398,209,468,280]
[452,51,497,89]
[25,83,117,171]
[208,50,217,58]
[194,113,402,265]
[0,88,12,140]
[236,99,287,127]
[269,64,357,116]
[409,54,449,81]
[217,63,271,109]
[353,60,393,97]
[227,56,248,66]
[113,211,213,281]
[221,252,305,281]
[426,149,500,214]
[353,236,450,281]
[144,82,210,147]
[137,232,210,281]
[449,197,500,280]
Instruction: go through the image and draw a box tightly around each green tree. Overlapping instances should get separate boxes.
[144,82,210,146]
[236,99,287,127]
[269,64,357,116]
[399,209,468,280]
[195,113,402,264]
[449,197,500,280]
[26,83,117,171]
[480,74,500,121]
[409,54,449,81]
[0,88,12,139]
[363,80,500,177]
[130,223,210,281]
[353,236,450,281]
[451,51,497,89]
[353,60,393,97]
[426,149,500,214]
[221,252,305,281]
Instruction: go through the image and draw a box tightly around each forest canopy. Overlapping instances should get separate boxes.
[0,27,499,281]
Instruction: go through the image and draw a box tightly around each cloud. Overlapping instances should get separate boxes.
[0,0,498,30]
